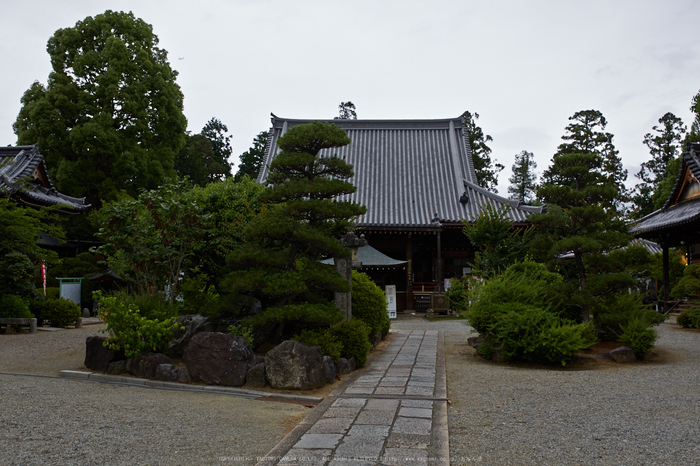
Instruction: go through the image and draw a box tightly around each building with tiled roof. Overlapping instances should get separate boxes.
[0,144,90,213]
[259,114,544,311]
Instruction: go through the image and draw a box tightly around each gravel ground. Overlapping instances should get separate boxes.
[394,317,700,466]
[0,324,313,465]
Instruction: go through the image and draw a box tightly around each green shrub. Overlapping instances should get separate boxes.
[676,307,700,329]
[0,252,39,300]
[111,291,181,321]
[292,328,343,362]
[619,318,658,359]
[242,302,344,328]
[227,324,254,347]
[329,319,372,367]
[475,339,494,359]
[445,277,469,314]
[537,322,598,366]
[43,298,80,328]
[593,293,664,341]
[45,287,60,300]
[351,271,390,339]
[670,264,700,299]
[95,291,184,358]
[0,294,33,319]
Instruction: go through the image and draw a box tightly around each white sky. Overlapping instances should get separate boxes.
[2,0,699,194]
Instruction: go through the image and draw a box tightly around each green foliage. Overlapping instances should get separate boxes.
[292,328,343,362]
[0,295,33,319]
[351,271,390,338]
[537,321,598,366]
[676,307,700,329]
[445,277,469,314]
[508,150,538,203]
[0,252,40,301]
[619,318,659,359]
[95,291,184,358]
[43,297,80,328]
[0,198,62,264]
[463,203,533,278]
[475,339,494,359]
[462,111,504,191]
[592,293,664,341]
[175,118,233,186]
[329,319,373,368]
[13,10,187,208]
[110,291,181,321]
[227,324,254,347]
[242,302,343,328]
[335,101,357,120]
[95,178,207,302]
[670,264,700,299]
[235,131,269,181]
[224,122,366,330]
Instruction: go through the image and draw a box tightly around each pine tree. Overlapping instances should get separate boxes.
[223,122,366,334]
[508,150,538,203]
[463,111,504,191]
[235,131,269,181]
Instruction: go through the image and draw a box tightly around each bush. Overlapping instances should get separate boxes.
[329,319,372,367]
[292,328,343,362]
[95,291,184,358]
[0,294,33,319]
[110,291,181,321]
[593,293,664,341]
[43,298,80,328]
[445,277,469,314]
[351,271,390,339]
[0,252,39,300]
[538,322,598,366]
[227,324,254,347]
[676,307,700,329]
[670,264,700,299]
[619,318,658,359]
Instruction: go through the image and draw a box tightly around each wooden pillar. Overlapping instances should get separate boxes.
[406,236,413,311]
[436,229,443,287]
[663,243,670,313]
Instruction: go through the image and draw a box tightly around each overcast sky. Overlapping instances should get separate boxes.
[2,0,699,194]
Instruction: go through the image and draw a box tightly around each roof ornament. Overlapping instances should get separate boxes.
[459,191,469,204]
[431,212,441,225]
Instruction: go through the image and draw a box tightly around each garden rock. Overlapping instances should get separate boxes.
[595,352,613,361]
[168,314,212,357]
[155,363,179,382]
[335,358,353,375]
[127,353,174,379]
[82,308,91,318]
[323,356,336,383]
[610,346,637,363]
[265,340,325,390]
[245,362,266,388]
[107,360,127,375]
[177,367,191,383]
[84,336,126,372]
[184,332,256,386]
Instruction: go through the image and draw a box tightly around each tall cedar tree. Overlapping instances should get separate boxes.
[632,112,686,217]
[532,110,630,322]
[235,131,269,181]
[175,118,233,186]
[508,150,538,203]
[463,111,503,191]
[223,122,366,331]
[13,11,187,208]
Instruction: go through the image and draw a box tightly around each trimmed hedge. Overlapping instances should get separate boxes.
[351,271,390,339]
[329,319,372,367]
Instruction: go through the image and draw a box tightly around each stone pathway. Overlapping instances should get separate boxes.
[257,330,449,466]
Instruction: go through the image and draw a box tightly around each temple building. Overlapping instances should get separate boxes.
[258,115,543,312]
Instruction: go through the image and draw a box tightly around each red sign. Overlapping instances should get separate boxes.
[41,261,47,300]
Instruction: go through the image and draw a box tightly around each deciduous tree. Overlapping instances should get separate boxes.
[175,118,233,186]
[13,10,187,208]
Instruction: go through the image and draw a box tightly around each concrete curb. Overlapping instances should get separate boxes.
[58,370,323,404]
[432,331,450,466]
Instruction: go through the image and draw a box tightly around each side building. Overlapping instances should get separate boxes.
[258,115,543,312]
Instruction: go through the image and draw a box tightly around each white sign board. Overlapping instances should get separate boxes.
[60,282,81,306]
[385,285,397,319]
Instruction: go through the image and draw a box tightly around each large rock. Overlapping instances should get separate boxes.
[335,358,353,376]
[168,315,212,357]
[155,363,179,382]
[323,356,336,384]
[184,332,256,386]
[127,353,174,379]
[84,336,126,372]
[265,340,326,390]
[610,346,637,363]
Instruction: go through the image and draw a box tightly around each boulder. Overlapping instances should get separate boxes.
[84,336,126,372]
[107,360,127,375]
[265,340,326,390]
[168,314,212,357]
[595,352,613,361]
[245,362,267,388]
[177,367,191,383]
[127,353,174,379]
[155,363,179,382]
[82,308,91,318]
[184,332,256,386]
[323,356,336,384]
[335,358,353,376]
[610,346,637,363]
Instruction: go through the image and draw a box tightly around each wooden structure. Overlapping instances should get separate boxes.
[631,142,700,310]
[259,115,543,312]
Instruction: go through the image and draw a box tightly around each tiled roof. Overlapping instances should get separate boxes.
[631,143,700,236]
[321,244,407,267]
[258,115,543,228]
[0,144,90,212]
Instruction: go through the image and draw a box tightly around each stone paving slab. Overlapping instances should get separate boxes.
[256,330,449,466]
